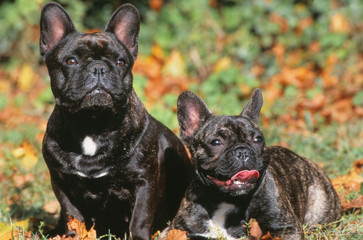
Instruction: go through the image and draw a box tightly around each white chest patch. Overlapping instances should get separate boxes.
[82,136,97,156]
[195,202,237,239]
[212,202,235,227]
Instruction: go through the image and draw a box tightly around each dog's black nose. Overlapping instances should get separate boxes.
[88,61,109,77]
[234,148,251,161]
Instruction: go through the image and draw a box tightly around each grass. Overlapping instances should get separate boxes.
[263,119,363,178]
[303,212,363,239]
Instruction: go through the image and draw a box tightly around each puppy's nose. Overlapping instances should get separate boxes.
[88,61,109,76]
[235,148,250,162]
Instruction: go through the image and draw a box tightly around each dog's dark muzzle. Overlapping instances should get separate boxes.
[77,61,117,110]
[218,145,262,176]
[80,88,114,110]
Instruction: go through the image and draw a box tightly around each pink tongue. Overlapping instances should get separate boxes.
[231,170,259,181]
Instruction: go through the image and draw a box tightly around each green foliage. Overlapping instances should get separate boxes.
[150,94,179,133]
[353,91,363,107]
[0,93,7,110]
[199,67,250,115]
[0,0,39,67]
[0,124,39,146]
[133,74,148,103]
[136,0,363,125]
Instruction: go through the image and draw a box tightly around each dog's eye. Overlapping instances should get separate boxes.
[253,136,264,143]
[117,59,126,67]
[66,58,78,65]
[210,139,223,146]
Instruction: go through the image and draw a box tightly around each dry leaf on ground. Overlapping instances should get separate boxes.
[249,218,262,239]
[166,229,188,240]
[332,159,363,211]
[49,216,96,240]
[42,200,60,215]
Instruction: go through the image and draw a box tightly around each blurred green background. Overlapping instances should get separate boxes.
[0,0,362,238]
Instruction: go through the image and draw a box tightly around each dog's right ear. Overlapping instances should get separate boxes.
[240,88,263,124]
[177,91,214,142]
[105,4,140,59]
[40,2,76,56]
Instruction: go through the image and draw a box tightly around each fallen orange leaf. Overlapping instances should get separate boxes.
[353,158,363,172]
[151,44,165,60]
[249,218,262,239]
[149,0,163,11]
[213,56,232,72]
[332,163,363,211]
[166,229,188,240]
[261,231,273,240]
[270,14,288,34]
[66,216,97,240]
[12,141,39,171]
[298,94,326,111]
[42,200,60,215]
[332,169,363,193]
[341,196,363,211]
[330,13,350,33]
[297,17,314,33]
[0,219,31,240]
[11,173,35,188]
[18,64,37,92]
[162,50,186,78]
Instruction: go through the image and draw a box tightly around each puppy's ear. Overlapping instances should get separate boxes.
[105,4,140,59]
[177,91,214,142]
[241,88,263,124]
[40,2,77,56]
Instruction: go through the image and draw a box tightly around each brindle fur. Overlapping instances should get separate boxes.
[162,89,341,240]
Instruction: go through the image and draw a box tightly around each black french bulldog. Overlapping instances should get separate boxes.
[40,2,192,239]
[161,89,341,239]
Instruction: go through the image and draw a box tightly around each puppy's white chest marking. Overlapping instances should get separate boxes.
[82,136,97,156]
[195,202,237,239]
[212,202,235,227]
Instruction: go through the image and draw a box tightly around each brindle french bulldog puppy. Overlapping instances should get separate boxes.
[162,89,341,239]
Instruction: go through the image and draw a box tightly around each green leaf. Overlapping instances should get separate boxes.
[0,93,7,110]
[353,91,363,106]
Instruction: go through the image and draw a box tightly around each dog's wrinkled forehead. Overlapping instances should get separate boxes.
[63,32,131,60]
[79,33,111,49]
[202,115,260,139]
[74,33,121,52]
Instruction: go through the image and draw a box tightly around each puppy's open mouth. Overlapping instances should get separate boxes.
[207,170,259,190]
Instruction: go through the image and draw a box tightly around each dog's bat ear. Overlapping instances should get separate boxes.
[39,2,77,57]
[105,4,140,59]
[241,88,263,124]
[177,91,214,142]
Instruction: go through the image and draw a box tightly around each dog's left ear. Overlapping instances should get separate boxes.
[39,2,77,56]
[177,91,214,143]
[241,88,263,124]
[105,4,140,59]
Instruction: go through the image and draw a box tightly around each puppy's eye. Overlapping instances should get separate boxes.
[117,59,126,67]
[66,57,78,65]
[253,136,264,143]
[210,139,223,146]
